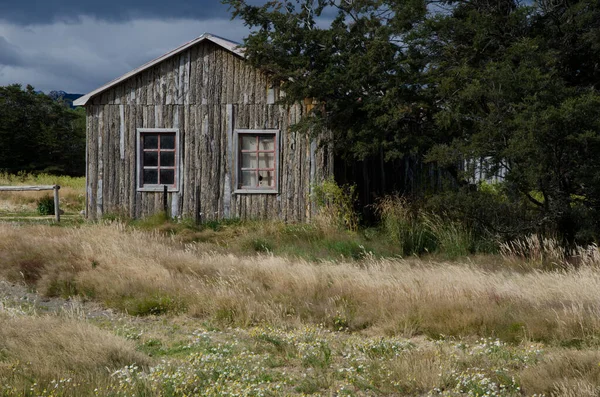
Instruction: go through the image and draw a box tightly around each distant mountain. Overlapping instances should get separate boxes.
[48,91,83,108]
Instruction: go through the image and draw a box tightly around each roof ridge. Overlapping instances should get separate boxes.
[73,33,244,106]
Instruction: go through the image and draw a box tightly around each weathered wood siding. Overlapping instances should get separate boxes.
[86,41,332,221]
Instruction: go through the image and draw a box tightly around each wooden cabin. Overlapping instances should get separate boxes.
[74,34,333,222]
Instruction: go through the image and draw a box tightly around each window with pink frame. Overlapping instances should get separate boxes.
[236,130,278,191]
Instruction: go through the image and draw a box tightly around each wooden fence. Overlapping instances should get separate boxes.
[0,185,61,222]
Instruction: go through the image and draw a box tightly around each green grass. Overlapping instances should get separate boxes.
[0,171,85,189]
[124,214,402,261]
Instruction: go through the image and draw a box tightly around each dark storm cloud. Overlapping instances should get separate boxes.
[0,36,23,66]
[0,17,250,93]
[0,0,231,25]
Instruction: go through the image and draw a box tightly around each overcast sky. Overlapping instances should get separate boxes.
[0,1,251,93]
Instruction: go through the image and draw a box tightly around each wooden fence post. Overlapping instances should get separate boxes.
[163,185,168,218]
[53,185,60,222]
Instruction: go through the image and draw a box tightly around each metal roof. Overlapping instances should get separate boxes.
[73,33,244,106]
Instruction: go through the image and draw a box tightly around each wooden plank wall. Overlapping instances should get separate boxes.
[86,41,332,221]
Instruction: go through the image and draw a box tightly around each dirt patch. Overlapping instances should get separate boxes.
[0,280,116,319]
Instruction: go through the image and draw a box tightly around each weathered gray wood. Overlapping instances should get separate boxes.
[97,107,104,218]
[85,110,90,218]
[53,186,60,222]
[224,104,233,218]
[0,185,56,191]
[82,40,333,222]
[172,105,182,217]
[310,137,317,217]
[119,105,125,159]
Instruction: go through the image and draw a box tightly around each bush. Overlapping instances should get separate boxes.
[36,195,54,215]
[312,178,359,231]
[425,184,533,245]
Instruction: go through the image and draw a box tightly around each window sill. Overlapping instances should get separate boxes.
[234,188,278,195]
[137,186,179,193]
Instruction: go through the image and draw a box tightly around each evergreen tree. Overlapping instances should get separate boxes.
[0,84,85,176]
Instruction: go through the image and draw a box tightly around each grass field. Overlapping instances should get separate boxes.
[1,176,600,395]
[1,221,600,395]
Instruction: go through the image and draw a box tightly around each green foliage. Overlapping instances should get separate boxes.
[422,0,600,245]
[376,194,497,258]
[375,195,436,256]
[0,85,85,176]
[225,0,432,162]
[245,237,273,253]
[421,213,474,259]
[202,218,242,231]
[36,195,55,216]
[116,294,187,316]
[228,0,600,247]
[312,178,359,231]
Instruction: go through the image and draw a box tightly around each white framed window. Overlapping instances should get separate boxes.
[234,129,279,194]
[136,128,180,192]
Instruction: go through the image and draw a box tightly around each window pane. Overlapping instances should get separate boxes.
[161,135,175,149]
[160,151,175,167]
[143,169,158,184]
[143,151,158,167]
[241,170,257,187]
[258,171,274,187]
[241,153,257,169]
[259,136,275,151]
[160,169,175,185]
[241,135,257,151]
[143,135,158,149]
[258,153,274,169]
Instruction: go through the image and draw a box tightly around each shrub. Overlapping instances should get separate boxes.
[36,195,54,215]
[312,178,359,232]
[424,185,534,249]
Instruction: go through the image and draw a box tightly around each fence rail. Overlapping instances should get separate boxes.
[0,185,61,222]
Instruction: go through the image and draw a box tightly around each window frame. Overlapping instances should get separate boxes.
[136,128,180,192]
[234,129,280,194]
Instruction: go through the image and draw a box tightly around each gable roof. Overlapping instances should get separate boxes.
[73,33,244,106]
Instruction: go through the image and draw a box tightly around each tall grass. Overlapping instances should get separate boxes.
[500,234,600,270]
[0,313,148,394]
[3,222,600,343]
[375,196,435,255]
[0,171,85,189]
[376,195,477,258]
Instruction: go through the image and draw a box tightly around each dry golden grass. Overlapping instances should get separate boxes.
[0,173,85,213]
[520,349,600,396]
[3,222,600,395]
[0,187,84,212]
[0,312,148,393]
[2,222,600,345]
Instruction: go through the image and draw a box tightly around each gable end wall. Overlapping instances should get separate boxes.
[85,41,333,221]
